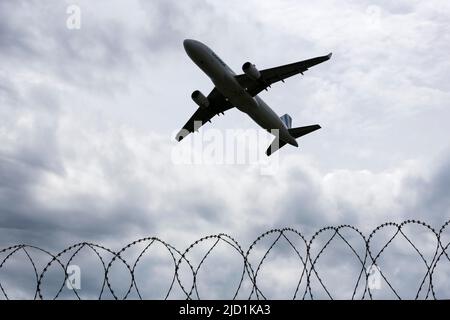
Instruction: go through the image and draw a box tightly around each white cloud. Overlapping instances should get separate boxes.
[1,0,449,299]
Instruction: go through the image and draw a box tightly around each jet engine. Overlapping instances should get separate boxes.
[242,62,261,80]
[191,90,209,109]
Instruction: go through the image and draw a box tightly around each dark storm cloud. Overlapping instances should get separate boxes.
[267,165,335,230]
[138,0,189,52]
[0,1,39,57]
[0,0,181,246]
[0,151,155,250]
[1,152,127,241]
[428,158,450,216]
[0,0,139,92]
[1,0,450,299]
[405,153,450,225]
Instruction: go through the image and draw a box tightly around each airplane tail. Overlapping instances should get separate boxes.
[280,114,292,129]
[266,124,321,156]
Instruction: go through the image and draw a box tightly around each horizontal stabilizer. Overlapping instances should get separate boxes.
[288,124,321,138]
[266,124,321,156]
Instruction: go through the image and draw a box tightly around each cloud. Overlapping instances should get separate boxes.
[0,0,449,299]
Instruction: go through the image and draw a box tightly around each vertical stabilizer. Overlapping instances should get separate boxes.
[280,114,292,129]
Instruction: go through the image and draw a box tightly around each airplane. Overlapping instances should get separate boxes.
[176,39,332,156]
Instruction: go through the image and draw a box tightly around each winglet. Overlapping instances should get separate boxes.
[327,52,332,59]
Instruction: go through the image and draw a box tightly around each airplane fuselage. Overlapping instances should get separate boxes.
[183,39,298,147]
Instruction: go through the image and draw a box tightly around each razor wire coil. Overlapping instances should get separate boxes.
[1,219,449,300]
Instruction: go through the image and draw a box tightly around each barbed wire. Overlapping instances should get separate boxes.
[0,219,449,300]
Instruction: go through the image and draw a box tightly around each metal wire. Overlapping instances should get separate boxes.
[0,219,449,300]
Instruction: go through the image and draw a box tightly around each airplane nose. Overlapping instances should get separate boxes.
[183,39,195,52]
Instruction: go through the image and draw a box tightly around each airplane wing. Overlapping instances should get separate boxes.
[176,88,233,141]
[235,53,332,97]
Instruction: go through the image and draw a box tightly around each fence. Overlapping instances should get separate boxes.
[1,219,449,300]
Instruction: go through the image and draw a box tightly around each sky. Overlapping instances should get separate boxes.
[0,0,449,299]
